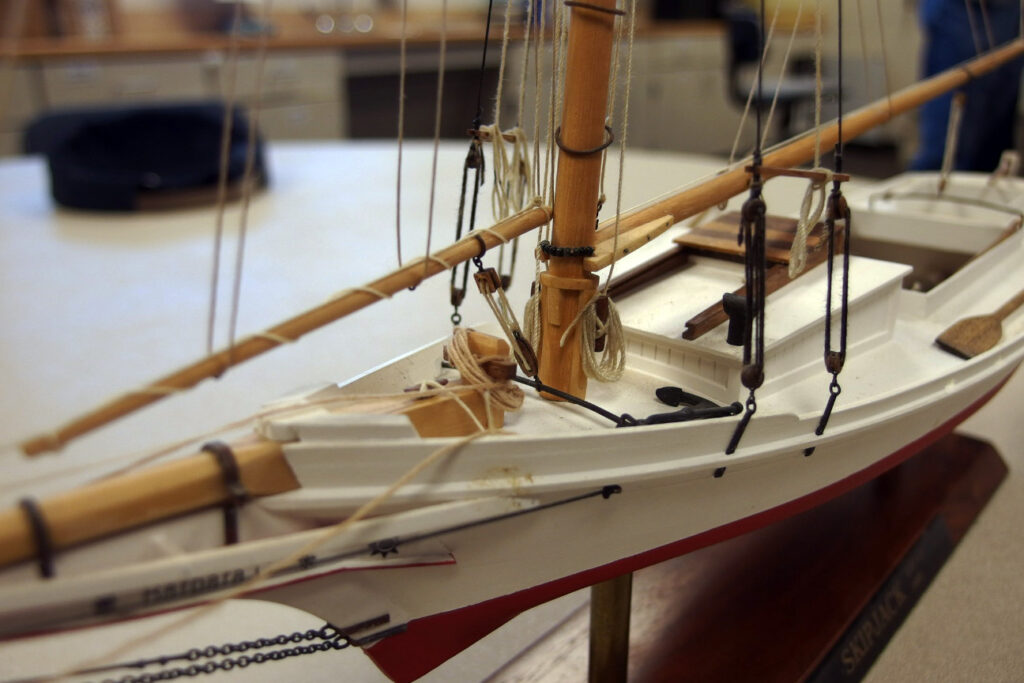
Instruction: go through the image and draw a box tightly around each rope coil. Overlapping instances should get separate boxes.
[445,327,524,413]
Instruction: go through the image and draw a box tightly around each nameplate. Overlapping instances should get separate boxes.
[807,515,954,682]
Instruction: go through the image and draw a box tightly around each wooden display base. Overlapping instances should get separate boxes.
[498,433,1008,682]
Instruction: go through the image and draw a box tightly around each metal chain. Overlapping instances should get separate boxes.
[84,625,348,683]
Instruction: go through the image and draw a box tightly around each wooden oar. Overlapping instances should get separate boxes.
[935,288,1024,359]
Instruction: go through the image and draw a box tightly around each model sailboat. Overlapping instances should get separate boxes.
[2,2,1024,681]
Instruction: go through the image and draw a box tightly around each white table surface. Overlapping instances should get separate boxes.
[0,142,1021,682]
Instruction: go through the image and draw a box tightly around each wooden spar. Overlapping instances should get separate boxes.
[20,205,550,456]
[0,439,297,569]
[537,0,618,399]
[594,38,1024,240]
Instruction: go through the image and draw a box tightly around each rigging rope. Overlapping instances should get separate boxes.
[874,0,894,116]
[965,0,984,55]
[727,0,783,167]
[207,0,243,357]
[422,0,449,283]
[760,1,806,150]
[726,0,769,455]
[806,0,853,456]
[940,91,967,192]
[395,0,409,267]
[227,0,273,360]
[790,0,830,276]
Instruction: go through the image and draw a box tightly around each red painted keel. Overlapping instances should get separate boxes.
[366,377,1010,682]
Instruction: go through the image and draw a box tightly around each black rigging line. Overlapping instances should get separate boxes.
[726,0,768,456]
[473,0,498,131]
[450,0,497,324]
[807,0,852,457]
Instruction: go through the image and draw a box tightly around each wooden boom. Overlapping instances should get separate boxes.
[20,206,550,456]
[0,439,297,569]
[595,38,1024,238]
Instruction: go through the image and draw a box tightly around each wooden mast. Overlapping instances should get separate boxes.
[537,0,619,399]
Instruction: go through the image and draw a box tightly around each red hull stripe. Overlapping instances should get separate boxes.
[366,376,1011,682]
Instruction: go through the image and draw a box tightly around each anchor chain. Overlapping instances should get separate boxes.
[81,625,349,682]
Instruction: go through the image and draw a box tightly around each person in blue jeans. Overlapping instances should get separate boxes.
[911,0,1024,171]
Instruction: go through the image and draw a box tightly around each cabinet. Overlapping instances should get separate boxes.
[3,51,346,156]
[0,67,43,156]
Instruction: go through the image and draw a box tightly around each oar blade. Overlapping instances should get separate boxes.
[935,315,1003,359]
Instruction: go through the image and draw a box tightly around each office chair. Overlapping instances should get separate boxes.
[24,101,266,211]
[726,5,832,143]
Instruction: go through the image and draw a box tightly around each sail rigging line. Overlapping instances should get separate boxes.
[516,0,535,135]
[395,0,409,267]
[726,0,770,456]
[486,0,532,286]
[940,92,968,192]
[978,0,996,50]
[789,0,830,275]
[473,0,498,131]
[854,0,871,108]
[422,0,450,284]
[760,1,807,150]
[965,0,984,55]
[531,0,546,200]
[526,0,562,349]
[449,0,499,324]
[226,0,273,364]
[806,0,853,455]
[726,0,784,167]
[206,1,244,358]
[873,0,894,117]
[449,134,486,325]
[545,1,570,207]
[597,0,625,214]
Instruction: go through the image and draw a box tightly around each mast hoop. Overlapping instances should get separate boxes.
[18,498,55,579]
[554,125,615,157]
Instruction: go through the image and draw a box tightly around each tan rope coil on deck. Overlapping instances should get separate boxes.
[446,327,524,412]
[556,295,626,383]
